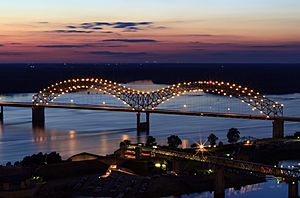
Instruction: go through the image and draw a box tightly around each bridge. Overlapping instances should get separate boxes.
[0,78,299,138]
[133,146,300,198]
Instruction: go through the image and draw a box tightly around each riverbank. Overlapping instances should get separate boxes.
[34,168,264,198]
[1,136,300,198]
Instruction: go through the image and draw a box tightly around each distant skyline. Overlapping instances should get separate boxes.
[0,0,300,63]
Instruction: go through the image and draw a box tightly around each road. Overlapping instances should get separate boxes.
[1,101,300,122]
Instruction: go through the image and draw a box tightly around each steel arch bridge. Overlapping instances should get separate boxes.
[33,78,284,117]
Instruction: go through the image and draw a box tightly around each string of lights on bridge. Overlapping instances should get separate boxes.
[32,78,284,117]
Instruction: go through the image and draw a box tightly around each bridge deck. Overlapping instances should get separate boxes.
[141,147,300,179]
[0,101,300,122]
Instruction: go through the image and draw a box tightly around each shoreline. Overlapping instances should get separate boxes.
[1,137,300,197]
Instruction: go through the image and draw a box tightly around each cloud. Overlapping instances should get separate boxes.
[101,45,128,48]
[9,43,22,45]
[186,34,214,37]
[195,49,300,57]
[150,26,167,30]
[0,44,4,47]
[36,22,49,24]
[92,27,103,30]
[0,52,27,56]
[102,39,158,43]
[37,44,92,48]
[37,43,128,49]
[100,31,114,34]
[239,45,291,49]
[50,30,94,33]
[244,44,300,50]
[89,51,147,56]
[187,42,300,51]
[122,26,142,32]
[81,22,112,27]
[66,25,77,29]
[112,22,152,28]
[112,22,152,32]
[63,21,156,32]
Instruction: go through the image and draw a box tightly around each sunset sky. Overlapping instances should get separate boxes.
[0,0,300,63]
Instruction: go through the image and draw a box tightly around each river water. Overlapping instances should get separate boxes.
[0,90,299,198]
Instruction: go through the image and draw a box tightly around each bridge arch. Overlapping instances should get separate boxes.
[33,78,134,107]
[33,78,284,117]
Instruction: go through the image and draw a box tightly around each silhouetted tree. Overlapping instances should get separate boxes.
[20,156,32,167]
[218,141,224,146]
[46,152,62,164]
[31,152,45,165]
[146,136,157,146]
[20,152,62,167]
[14,161,20,166]
[227,128,240,144]
[207,133,218,145]
[190,143,198,148]
[167,135,182,148]
[124,140,131,145]
[6,162,11,166]
[120,139,131,149]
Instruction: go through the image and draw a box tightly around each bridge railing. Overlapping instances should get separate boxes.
[141,147,300,179]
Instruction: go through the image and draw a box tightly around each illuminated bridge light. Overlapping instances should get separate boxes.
[32,78,283,117]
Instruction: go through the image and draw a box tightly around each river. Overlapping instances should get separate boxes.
[0,90,299,198]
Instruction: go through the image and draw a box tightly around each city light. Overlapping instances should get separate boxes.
[69,130,76,139]
[193,138,208,157]
[155,163,161,168]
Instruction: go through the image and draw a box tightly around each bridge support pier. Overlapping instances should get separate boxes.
[172,158,180,173]
[136,112,150,134]
[136,112,141,133]
[288,181,299,198]
[214,165,225,198]
[32,106,45,128]
[273,119,284,138]
[0,105,3,124]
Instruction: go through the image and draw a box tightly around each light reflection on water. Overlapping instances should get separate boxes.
[0,92,299,163]
[179,178,300,198]
[0,92,300,198]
